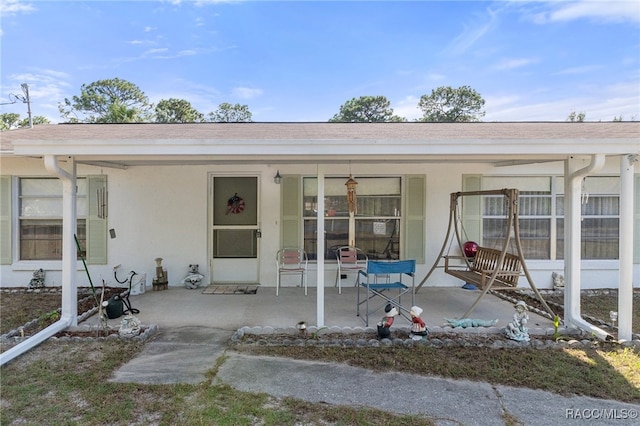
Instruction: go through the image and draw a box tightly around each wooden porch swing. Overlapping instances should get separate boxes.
[415,188,555,318]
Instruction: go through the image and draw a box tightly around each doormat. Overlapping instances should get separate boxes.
[202,285,259,295]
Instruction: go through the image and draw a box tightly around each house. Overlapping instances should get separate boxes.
[0,122,638,351]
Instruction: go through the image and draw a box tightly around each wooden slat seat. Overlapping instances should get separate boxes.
[444,247,522,290]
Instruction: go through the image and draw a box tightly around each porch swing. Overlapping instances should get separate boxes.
[415,188,555,318]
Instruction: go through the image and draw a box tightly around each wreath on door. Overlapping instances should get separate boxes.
[226,193,245,214]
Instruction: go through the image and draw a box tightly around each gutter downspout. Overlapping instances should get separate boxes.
[564,154,613,341]
[0,156,77,366]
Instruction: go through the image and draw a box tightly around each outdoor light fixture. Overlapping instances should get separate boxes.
[274,170,282,184]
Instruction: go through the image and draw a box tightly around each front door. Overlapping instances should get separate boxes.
[210,175,260,284]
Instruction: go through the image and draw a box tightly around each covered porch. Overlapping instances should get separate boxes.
[1,122,637,365]
[83,285,557,333]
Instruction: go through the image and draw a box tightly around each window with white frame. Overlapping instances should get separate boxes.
[302,177,402,260]
[556,176,620,259]
[19,178,87,260]
[479,176,619,260]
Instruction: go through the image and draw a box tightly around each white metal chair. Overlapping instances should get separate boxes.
[276,248,308,296]
[334,246,367,294]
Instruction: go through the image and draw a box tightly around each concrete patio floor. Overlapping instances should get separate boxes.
[89,284,555,333]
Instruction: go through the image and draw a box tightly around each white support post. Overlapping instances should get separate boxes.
[44,156,78,325]
[316,165,325,327]
[618,154,636,341]
[564,158,582,324]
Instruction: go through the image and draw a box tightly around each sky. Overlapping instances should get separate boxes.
[1,0,639,123]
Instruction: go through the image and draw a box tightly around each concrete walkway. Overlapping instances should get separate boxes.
[110,326,640,426]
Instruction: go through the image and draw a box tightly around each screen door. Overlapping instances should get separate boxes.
[210,176,260,283]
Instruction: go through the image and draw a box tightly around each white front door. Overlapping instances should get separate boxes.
[210,175,260,284]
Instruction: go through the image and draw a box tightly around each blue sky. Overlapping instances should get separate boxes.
[1,0,639,123]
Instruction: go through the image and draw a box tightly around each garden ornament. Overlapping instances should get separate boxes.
[504,300,530,342]
[29,268,45,288]
[119,314,141,337]
[181,264,204,289]
[409,305,429,340]
[377,303,398,339]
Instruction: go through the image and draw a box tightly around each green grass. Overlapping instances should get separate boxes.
[0,340,434,425]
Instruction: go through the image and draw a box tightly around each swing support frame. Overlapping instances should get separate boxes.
[416,188,555,318]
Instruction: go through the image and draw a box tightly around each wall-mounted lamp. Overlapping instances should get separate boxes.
[274,170,282,184]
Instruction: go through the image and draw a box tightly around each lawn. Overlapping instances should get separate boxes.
[1,288,638,425]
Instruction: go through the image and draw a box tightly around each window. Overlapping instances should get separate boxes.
[478,176,619,260]
[556,177,620,259]
[302,177,401,260]
[19,178,87,260]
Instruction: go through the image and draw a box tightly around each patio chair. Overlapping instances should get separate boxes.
[356,259,415,326]
[334,246,368,294]
[276,248,308,296]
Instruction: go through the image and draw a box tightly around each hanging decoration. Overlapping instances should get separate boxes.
[226,193,245,215]
[345,175,358,214]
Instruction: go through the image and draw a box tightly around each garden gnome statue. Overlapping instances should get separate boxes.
[377,303,398,339]
[409,305,429,340]
[504,300,530,342]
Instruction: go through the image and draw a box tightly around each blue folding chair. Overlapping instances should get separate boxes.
[356,259,416,326]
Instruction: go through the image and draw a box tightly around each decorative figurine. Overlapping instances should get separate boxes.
[181,264,204,289]
[409,306,429,340]
[29,268,45,288]
[504,300,530,342]
[119,314,141,337]
[377,304,398,339]
[445,318,498,328]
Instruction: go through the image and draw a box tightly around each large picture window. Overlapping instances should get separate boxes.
[479,176,619,260]
[19,178,87,260]
[303,177,401,260]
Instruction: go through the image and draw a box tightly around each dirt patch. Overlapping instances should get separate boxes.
[0,287,124,338]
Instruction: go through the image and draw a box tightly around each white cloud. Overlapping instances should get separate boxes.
[232,87,263,99]
[447,7,500,55]
[392,95,422,121]
[0,0,36,17]
[492,57,539,71]
[554,64,605,75]
[484,80,640,121]
[532,0,640,25]
[1,69,73,123]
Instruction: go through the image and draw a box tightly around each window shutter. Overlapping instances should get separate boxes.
[404,175,425,263]
[280,175,301,248]
[0,176,12,264]
[462,175,482,244]
[87,175,108,264]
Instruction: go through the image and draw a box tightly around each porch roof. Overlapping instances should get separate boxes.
[2,122,639,167]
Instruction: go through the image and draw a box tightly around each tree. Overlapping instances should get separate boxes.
[566,111,586,122]
[155,98,204,123]
[417,86,485,122]
[0,113,50,131]
[207,103,253,122]
[58,78,153,123]
[0,113,21,131]
[329,96,406,122]
[19,116,50,127]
